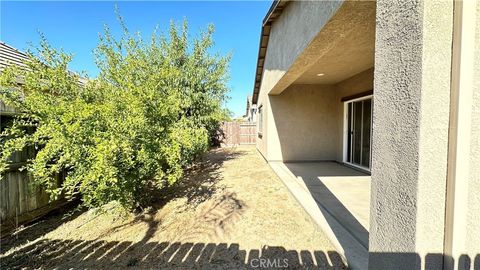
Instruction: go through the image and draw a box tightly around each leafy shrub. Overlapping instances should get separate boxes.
[0,19,230,210]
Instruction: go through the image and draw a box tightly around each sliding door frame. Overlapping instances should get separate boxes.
[342,94,373,172]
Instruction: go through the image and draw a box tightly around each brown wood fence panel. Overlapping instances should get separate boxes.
[0,169,64,233]
[1,105,67,233]
[0,100,18,114]
[239,124,257,145]
[220,122,256,146]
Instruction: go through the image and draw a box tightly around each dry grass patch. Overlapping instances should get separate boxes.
[0,146,346,269]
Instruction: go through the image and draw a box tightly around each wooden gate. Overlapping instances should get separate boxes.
[220,122,257,146]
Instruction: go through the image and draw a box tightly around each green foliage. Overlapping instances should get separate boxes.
[0,18,230,210]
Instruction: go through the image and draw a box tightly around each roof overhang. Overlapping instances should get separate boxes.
[0,41,88,87]
[252,1,376,102]
[252,0,290,105]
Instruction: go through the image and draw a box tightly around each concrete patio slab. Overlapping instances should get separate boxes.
[269,161,371,270]
[284,162,371,236]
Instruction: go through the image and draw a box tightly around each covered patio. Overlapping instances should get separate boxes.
[269,161,370,269]
[253,1,376,269]
[251,0,479,268]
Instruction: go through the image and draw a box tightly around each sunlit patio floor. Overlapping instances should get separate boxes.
[269,161,371,269]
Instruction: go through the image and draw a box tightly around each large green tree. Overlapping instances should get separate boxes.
[0,19,231,210]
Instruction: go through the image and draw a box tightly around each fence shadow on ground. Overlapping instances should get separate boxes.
[0,238,347,269]
[2,238,479,269]
[0,148,246,256]
[368,253,480,270]
[0,204,83,254]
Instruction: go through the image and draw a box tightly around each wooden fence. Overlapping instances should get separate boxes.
[220,122,257,146]
[0,120,255,232]
[0,166,65,233]
[1,110,66,233]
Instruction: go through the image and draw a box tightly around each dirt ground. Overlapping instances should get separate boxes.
[0,146,346,269]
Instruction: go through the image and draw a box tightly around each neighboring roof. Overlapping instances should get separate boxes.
[0,42,29,72]
[0,42,28,115]
[252,0,290,104]
[0,41,88,86]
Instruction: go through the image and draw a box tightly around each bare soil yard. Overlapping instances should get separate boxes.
[0,146,345,269]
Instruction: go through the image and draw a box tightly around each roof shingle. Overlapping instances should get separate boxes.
[0,42,29,72]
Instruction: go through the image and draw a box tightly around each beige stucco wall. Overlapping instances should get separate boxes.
[255,0,376,164]
[256,0,343,161]
[255,0,479,268]
[256,67,373,163]
[266,84,338,161]
[256,94,268,160]
[370,2,479,269]
[466,0,480,263]
[259,1,343,97]
[369,1,453,269]
[255,0,377,164]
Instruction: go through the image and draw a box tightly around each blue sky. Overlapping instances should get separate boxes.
[0,1,272,117]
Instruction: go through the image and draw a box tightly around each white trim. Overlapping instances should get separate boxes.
[349,102,354,163]
[360,101,364,164]
[346,94,372,103]
[345,160,371,172]
[370,98,373,173]
[341,161,371,174]
[342,103,349,162]
[444,1,475,269]
[342,95,373,172]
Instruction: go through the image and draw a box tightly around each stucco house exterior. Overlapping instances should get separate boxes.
[243,95,257,123]
[252,1,479,269]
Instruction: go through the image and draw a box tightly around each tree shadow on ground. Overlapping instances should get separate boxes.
[1,148,245,256]
[0,204,83,254]
[102,148,246,245]
[173,191,247,243]
[0,238,348,270]
[158,147,244,207]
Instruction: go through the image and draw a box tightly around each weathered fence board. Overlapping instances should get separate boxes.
[220,122,257,146]
[0,163,65,234]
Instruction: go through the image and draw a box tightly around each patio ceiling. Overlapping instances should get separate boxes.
[293,10,375,85]
[268,1,376,95]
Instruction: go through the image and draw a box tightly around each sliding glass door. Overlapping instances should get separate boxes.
[346,97,372,170]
